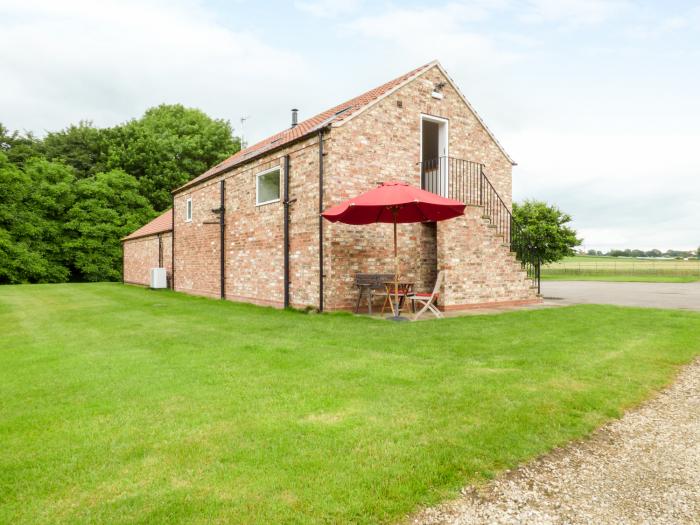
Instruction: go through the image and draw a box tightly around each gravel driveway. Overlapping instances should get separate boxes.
[412,358,700,525]
[542,280,700,311]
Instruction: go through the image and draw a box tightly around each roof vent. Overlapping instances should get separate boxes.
[291,108,298,128]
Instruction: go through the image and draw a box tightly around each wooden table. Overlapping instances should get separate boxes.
[382,281,414,315]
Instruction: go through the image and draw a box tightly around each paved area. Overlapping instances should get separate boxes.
[413,358,700,525]
[541,280,700,311]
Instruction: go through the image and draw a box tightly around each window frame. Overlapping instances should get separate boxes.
[255,167,281,206]
[185,197,193,222]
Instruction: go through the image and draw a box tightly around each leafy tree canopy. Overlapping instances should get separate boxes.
[109,104,240,210]
[0,153,75,283]
[1,105,239,283]
[513,200,582,264]
[42,121,111,179]
[0,124,42,166]
[65,170,156,282]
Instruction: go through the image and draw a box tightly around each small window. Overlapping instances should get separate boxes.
[256,168,281,206]
[185,197,192,222]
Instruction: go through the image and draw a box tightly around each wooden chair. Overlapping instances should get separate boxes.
[407,271,444,320]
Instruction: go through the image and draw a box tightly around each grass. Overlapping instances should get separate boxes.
[1,283,699,524]
[542,255,700,283]
[541,273,699,283]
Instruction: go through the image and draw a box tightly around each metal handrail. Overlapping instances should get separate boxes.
[418,156,541,292]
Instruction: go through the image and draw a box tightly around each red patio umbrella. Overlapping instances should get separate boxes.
[322,181,465,320]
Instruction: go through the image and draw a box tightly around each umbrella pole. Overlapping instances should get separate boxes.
[388,208,407,321]
[394,215,399,317]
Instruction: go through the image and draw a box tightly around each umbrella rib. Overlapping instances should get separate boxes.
[416,202,430,222]
[376,205,385,223]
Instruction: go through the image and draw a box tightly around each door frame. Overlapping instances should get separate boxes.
[420,114,449,196]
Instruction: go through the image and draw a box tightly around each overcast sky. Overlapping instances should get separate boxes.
[1,0,698,250]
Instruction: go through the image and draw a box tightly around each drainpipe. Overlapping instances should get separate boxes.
[318,129,325,312]
[158,233,163,268]
[171,194,175,290]
[283,155,290,308]
[219,179,226,299]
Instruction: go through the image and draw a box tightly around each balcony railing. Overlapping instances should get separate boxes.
[420,156,541,291]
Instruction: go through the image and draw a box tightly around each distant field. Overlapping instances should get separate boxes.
[542,256,700,282]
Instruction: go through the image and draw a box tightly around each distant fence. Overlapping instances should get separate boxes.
[542,261,700,277]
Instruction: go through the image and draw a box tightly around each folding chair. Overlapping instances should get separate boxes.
[407,271,444,320]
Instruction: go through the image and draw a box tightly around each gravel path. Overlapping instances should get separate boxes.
[412,358,700,525]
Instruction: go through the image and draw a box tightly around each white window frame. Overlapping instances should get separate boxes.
[185,197,192,222]
[256,167,281,206]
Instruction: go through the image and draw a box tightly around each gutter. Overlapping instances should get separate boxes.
[172,121,336,197]
[283,154,290,308]
[171,194,176,290]
[318,129,325,312]
[219,179,226,299]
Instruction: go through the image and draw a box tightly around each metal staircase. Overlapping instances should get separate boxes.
[420,156,541,292]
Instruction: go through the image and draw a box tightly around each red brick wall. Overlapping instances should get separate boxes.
[123,232,172,287]
[168,63,537,310]
[322,64,533,309]
[437,206,536,307]
[172,135,322,308]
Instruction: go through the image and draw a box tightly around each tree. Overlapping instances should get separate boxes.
[512,200,581,264]
[42,121,111,178]
[65,170,155,281]
[1,106,239,283]
[108,104,240,210]
[0,124,42,166]
[0,153,75,283]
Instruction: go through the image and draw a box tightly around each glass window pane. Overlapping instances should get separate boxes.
[257,169,280,204]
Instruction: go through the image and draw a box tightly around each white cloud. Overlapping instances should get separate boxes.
[0,0,309,141]
[626,6,700,39]
[520,0,631,25]
[345,2,519,71]
[510,130,700,250]
[294,0,362,18]
[1,0,698,250]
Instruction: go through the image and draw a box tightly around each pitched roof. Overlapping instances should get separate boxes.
[175,62,435,193]
[122,209,172,241]
[174,60,514,194]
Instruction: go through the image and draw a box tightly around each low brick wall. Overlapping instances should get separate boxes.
[122,232,172,287]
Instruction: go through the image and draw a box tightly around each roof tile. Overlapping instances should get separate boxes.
[122,209,172,241]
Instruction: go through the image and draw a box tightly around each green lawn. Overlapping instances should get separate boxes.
[542,255,700,283]
[1,284,699,524]
[541,273,699,283]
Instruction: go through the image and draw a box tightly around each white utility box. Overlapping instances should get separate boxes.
[150,267,167,289]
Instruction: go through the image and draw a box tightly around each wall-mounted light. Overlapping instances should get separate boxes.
[431,81,446,100]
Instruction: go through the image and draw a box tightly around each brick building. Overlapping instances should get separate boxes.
[122,209,172,287]
[122,61,541,311]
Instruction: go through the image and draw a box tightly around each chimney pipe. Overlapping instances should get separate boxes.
[291,108,298,128]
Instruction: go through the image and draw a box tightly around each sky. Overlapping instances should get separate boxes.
[1,0,698,251]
